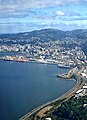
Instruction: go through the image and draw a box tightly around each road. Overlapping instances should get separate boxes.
[19,73,84,120]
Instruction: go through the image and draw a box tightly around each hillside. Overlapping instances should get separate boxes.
[0,29,87,55]
[0,29,87,43]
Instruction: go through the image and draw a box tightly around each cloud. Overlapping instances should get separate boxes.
[0,0,87,32]
[56,11,65,16]
[65,22,70,25]
[61,16,87,21]
[0,0,63,19]
[0,0,86,19]
[56,10,81,17]
[0,0,62,10]
[0,0,87,11]
[64,0,87,4]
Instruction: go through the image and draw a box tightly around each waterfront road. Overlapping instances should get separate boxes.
[19,74,84,120]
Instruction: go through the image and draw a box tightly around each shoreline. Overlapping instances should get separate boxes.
[1,58,75,119]
[0,57,84,119]
[0,59,60,66]
[0,55,73,68]
[19,73,84,120]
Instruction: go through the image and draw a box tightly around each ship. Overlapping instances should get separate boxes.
[57,64,70,68]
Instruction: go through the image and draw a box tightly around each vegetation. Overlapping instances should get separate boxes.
[46,96,87,120]
[0,29,87,57]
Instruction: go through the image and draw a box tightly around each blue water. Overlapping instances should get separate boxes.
[0,60,75,120]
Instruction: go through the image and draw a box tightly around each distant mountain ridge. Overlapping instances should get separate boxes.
[0,28,87,56]
[0,28,87,43]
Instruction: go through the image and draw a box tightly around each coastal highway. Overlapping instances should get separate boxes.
[19,74,84,120]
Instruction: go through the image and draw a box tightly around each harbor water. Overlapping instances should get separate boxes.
[0,59,75,120]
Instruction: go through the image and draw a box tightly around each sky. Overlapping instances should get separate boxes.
[0,0,87,33]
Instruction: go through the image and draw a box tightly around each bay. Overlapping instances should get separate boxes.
[0,60,75,120]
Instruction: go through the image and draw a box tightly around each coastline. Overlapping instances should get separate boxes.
[19,72,84,120]
[0,55,73,68]
[0,60,75,120]
[0,57,85,120]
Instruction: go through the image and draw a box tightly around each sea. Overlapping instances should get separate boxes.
[0,52,76,120]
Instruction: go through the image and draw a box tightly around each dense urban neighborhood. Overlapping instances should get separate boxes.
[0,29,87,67]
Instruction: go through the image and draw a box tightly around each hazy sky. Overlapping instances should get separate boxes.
[0,0,87,33]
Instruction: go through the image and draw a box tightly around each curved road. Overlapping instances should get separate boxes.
[19,74,84,120]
